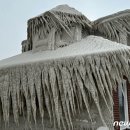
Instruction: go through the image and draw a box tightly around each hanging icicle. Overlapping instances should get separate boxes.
[0,40,130,130]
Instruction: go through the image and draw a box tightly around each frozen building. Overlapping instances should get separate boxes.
[0,5,130,130]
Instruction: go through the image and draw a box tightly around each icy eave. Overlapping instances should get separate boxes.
[0,36,130,69]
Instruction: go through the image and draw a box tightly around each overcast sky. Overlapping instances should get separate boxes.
[0,0,130,60]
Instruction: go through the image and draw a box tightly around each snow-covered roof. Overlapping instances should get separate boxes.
[0,36,129,69]
[94,9,130,24]
[30,4,86,19]
[93,9,130,43]
[51,4,82,15]
[0,36,130,129]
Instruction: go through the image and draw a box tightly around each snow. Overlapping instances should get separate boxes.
[32,4,83,20]
[51,4,82,15]
[0,35,129,69]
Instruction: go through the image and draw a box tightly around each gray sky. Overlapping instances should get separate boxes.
[0,0,130,60]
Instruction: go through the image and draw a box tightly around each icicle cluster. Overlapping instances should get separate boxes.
[27,7,91,47]
[93,10,130,44]
[0,49,130,130]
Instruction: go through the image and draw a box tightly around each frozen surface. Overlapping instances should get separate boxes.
[35,4,83,19]
[51,4,82,15]
[0,35,129,69]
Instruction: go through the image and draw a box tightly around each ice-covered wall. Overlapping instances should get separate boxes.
[32,24,82,52]
[21,40,32,53]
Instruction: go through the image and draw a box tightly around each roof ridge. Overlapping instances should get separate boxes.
[51,4,82,15]
[94,9,130,24]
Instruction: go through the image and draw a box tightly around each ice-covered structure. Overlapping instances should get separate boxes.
[93,9,130,45]
[26,5,91,52]
[0,4,130,130]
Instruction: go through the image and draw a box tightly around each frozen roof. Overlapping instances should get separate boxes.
[27,5,91,45]
[31,4,85,19]
[0,35,130,129]
[0,35,129,69]
[93,9,130,44]
[94,9,130,24]
[51,4,82,15]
